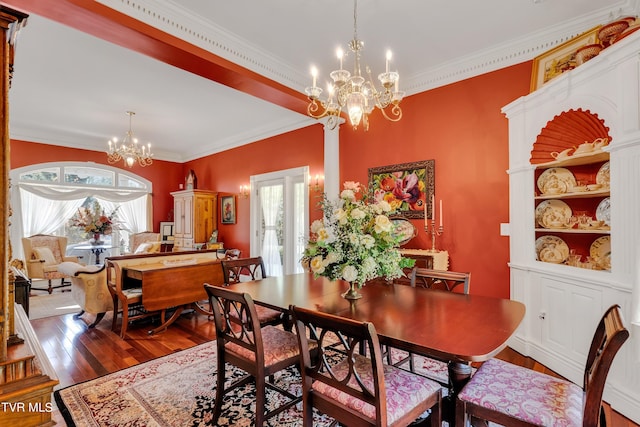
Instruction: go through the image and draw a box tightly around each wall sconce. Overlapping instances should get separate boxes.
[239,184,250,198]
[309,174,324,192]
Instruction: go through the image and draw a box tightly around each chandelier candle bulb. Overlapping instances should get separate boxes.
[311,66,317,88]
[386,50,391,74]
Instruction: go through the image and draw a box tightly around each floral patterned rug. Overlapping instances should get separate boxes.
[54,340,451,426]
[54,340,337,427]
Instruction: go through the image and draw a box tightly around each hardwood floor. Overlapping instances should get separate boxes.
[31,309,637,427]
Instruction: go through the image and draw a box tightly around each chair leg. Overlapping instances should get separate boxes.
[212,351,226,425]
[73,310,86,319]
[48,279,53,294]
[255,374,266,426]
[120,303,130,339]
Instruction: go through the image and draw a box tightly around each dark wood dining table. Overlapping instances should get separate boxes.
[227,272,525,423]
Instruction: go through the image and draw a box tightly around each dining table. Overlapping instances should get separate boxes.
[227,272,526,424]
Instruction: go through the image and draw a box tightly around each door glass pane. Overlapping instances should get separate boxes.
[259,183,284,276]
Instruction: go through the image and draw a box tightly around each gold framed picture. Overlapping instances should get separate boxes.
[530,26,601,92]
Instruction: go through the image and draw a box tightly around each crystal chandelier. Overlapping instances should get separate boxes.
[305,0,404,131]
[106,111,153,167]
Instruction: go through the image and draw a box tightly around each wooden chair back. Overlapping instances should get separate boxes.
[291,305,389,426]
[291,305,442,427]
[582,304,629,426]
[204,284,301,425]
[205,284,264,371]
[221,256,266,284]
[410,268,471,294]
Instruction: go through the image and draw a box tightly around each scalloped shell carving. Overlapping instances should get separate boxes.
[530,109,611,164]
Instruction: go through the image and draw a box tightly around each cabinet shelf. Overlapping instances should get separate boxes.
[534,151,609,169]
[534,228,610,235]
[535,189,609,199]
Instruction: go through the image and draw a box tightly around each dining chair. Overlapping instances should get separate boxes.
[203,284,304,426]
[106,259,155,338]
[389,268,472,388]
[455,304,629,427]
[221,256,285,327]
[290,305,442,427]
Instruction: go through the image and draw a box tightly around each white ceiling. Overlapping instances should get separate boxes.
[7,0,638,163]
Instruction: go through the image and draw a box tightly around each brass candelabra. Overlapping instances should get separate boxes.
[426,220,444,251]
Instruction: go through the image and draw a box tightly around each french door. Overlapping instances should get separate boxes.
[250,167,308,276]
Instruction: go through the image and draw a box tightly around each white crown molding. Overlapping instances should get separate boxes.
[97,0,640,98]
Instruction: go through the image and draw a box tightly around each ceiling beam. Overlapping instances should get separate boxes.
[3,0,309,115]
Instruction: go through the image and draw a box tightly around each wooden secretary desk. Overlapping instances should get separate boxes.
[171,189,218,251]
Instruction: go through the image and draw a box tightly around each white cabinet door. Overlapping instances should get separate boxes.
[540,276,602,361]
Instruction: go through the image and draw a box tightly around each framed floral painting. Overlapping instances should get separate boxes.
[368,160,435,219]
[221,196,236,224]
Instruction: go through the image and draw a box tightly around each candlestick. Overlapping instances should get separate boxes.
[431,195,435,225]
[439,199,443,227]
[423,198,428,227]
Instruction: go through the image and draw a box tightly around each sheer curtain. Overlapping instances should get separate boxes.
[11,183,151,262]
[260,185,283,276]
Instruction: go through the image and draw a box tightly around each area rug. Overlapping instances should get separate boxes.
[54,340,337,426]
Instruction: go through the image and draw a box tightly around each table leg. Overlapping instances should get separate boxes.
[147,306,185,335]
[445,361,473,425]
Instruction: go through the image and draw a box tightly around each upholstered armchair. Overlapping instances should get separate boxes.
[22,234,80,293]
[57,262,112,328]
[129,231,161,254]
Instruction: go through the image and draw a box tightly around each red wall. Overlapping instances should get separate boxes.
[183,125,325,255]
[10,61,531,299]
[339,63,532,298]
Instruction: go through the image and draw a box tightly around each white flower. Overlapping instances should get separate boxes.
[340,189,355,201]
[310,256,325,274]
[324,251,340,265]
[361,234,375,249]
[350,208,366,220]
[342,265,358,282]
[378,200,392,212]
[310,219,324,233]
[343,181,361,192]
[334,208,348,225]
[374,215,393,233]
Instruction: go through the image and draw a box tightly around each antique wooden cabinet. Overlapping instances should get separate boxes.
[171,189,218,251]
[503,30,640,423]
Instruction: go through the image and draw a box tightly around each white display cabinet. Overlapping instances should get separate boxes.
[503,31,640,424]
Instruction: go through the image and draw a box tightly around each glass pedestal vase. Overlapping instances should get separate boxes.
[91,233,103,245]
[341,282,362,300]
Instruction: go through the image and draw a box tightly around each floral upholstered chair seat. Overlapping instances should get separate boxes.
[313,353,442,425]
[458,358,584,426]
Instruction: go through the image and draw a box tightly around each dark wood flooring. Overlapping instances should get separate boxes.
[30,308,637,427]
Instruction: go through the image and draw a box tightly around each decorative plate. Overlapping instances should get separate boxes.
[590,236,611,271]
[390,217,417,246]
[535,200,572,228]
[535,236,570,264]
[596,197,611,225]
[596,162,610,187]
[537,168,577,195]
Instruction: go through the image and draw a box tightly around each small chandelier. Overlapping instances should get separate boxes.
[106,111,153,167]
[305,0,404,131]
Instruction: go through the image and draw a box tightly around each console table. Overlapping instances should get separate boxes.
[400,249,449,271]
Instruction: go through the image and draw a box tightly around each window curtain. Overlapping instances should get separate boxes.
[260,185,283,276]
[11,183,150,263]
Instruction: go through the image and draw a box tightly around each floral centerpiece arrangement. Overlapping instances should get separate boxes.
[301,181,415,299]
[70,201,120,243]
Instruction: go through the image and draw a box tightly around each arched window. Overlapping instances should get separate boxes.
[10,162,152,261]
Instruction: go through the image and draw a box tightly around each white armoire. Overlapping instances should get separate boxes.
[504,31,640,423]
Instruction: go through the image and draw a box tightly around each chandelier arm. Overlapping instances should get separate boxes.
[307,99,330,119]
[378,104,403,122]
